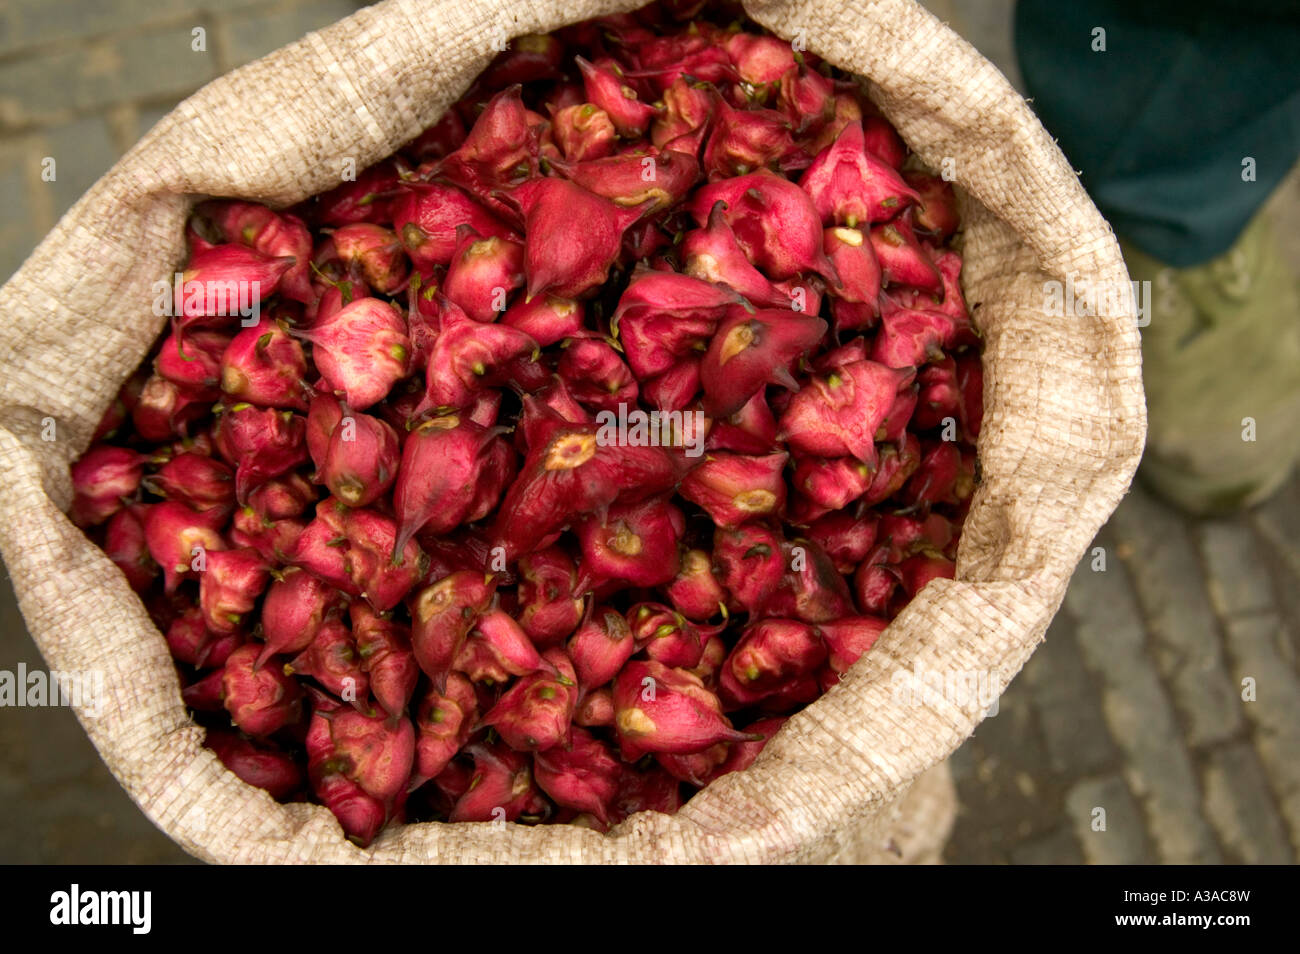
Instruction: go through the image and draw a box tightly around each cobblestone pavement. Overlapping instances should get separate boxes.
[946,475,1300,864]
[0,0,1296,865]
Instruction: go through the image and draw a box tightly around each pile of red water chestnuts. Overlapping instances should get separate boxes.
[71,1,979,845]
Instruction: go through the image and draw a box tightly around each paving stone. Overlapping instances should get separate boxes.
[1010,826,1085,865]
[1201,741,1294,864]
[19,784,194,864]
[1198,520,1277,619]
[0,563,191,864]
[1021,611,1118,775]
[0,0,259,58]
[920,0,958,20]
[218,0,364,69]
[1108,487,1244,747]
[1,655,102,791]
[1249,482,1300,664]
[131,100,184,143]
[948,0,1024,92]
[1065,775,1154,865]
[41,114,119,218]
[1251,475,1300,583]
[947,734,976,787]
[1220,614,1300,852]
[0,25,213,126]
[0,138,46,282]
[943,679,1066,863]
[22,690,112,790]
[1064,548,1222,863]
[103,102,138,155]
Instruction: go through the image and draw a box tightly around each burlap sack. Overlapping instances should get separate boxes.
[0,0,1144,863]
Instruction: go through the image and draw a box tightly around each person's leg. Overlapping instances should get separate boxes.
[1015,0,1300,267]
[1015,0,1300,513]
[1125,211,1300,513]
